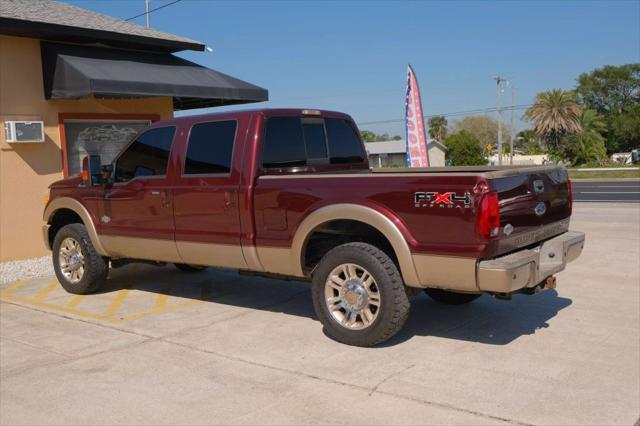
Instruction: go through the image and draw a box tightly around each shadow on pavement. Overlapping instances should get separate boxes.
[102,263,572,347]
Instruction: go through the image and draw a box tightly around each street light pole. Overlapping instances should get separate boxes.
[145,0,150,28]
[494,76,505,165]
[510,83,515,165]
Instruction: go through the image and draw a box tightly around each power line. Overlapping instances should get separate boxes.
[125,0,182,22]
[357,104,532,126]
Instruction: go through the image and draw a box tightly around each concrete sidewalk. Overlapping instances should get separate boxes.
[1,203,639,425]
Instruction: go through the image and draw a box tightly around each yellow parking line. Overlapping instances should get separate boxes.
[66,295,85,308]
[154,293,169,309]
[0,293,121,323]
[103,289,129,318]
[31,281,59,302]
[0,279,29,297]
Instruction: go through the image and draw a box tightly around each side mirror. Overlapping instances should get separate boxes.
[81,155,103,186]
[101,164,114,186]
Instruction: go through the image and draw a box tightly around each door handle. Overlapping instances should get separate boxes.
[160,191,170,208]
[150,190,170,207]
[223,191,233,208]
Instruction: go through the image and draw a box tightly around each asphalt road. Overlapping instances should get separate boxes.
[1,203,639,425]
[573,180,640,203]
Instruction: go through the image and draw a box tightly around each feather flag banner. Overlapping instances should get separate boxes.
[405,65,430,167]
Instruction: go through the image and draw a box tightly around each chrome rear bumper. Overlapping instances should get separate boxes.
[477,231,585,293]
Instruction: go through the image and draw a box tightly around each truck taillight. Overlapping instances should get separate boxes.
[477,192,500,239]
[568,179,573,216]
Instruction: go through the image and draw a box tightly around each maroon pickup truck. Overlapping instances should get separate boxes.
[43,108,585,346]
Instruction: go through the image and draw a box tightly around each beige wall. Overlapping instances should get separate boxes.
[0,35,174,261]
[428,145,446,167]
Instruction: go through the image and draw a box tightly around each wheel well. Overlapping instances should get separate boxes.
[302,219,398,275]
[48,209,83,247]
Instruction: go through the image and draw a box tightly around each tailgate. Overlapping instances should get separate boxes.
[487,167,572,257]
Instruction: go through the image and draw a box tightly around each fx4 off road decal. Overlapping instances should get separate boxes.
[414,191,471,209]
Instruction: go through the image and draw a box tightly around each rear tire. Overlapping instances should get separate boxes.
[424,288,481,305]
[52,223,108,294]
[174,263,207,273]
[311,242,410,347]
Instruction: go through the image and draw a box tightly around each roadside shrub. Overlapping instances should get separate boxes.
[443,131,486,166]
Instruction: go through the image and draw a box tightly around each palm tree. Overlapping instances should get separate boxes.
[565,109,607,165]
[524,89,582,151]
[428,115,448,142]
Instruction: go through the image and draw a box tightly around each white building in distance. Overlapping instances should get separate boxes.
[365,139,447,168]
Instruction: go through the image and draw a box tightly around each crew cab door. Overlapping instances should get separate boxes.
[98,125,181,263]
[172,118,247,269]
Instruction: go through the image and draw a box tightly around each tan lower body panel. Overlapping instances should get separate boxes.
[411,254,479,292]
[177,241,247,269]
[101,235,250,269]
[255,246,301,277]
[101,235,183,264]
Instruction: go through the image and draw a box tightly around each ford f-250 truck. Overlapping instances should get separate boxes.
[43,108,585,346]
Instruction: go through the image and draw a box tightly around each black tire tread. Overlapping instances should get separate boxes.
[52,223,108,294]
[312,242,410,347]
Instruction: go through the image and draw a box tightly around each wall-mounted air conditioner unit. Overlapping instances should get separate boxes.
[4,121,45,143]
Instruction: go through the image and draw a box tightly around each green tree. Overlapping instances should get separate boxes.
[524,89,582,152]
[360,130,400,142]
[563,109,608,165]
[443,130,486,166]
[576,64,639,113]
[515,130,545,154]
[451,115,511,151]
[607,104,640,152]
[360,130,377,142]
[427,115,448,142]
[576,64,640,153]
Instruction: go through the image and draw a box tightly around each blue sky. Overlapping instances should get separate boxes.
[67,0,639,135]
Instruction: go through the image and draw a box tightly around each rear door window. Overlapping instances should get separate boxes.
[184,120,237,175]
[115,126,175,182]
[262,117,306,168]
[325,118,365,164]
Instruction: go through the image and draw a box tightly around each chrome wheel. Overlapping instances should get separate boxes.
[58,237,85,283]
[324,263,381,330]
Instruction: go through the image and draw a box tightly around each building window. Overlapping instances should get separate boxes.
[63,120,151,176]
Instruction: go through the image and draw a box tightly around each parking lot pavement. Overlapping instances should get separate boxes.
[1,204,639,426]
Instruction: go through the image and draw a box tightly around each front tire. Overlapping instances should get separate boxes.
[52,223,108,294]
[311,242,410,347]
[424,288,481,305]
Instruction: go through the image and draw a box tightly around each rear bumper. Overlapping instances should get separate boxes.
[477,230,585,293]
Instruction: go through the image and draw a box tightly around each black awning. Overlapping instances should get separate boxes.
[41,42,268,110]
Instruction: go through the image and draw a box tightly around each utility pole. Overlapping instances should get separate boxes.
[145,0,150,28]
[494,76,506,165]
[510,83,515,165]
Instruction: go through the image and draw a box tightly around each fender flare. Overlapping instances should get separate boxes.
[43,197,108,256]
[291,203,420,286]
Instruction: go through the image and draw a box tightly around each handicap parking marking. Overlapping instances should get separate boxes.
[0,277,204,324]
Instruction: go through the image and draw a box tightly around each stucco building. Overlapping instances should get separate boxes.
[365,139,447,168]
[0,0,267,261]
